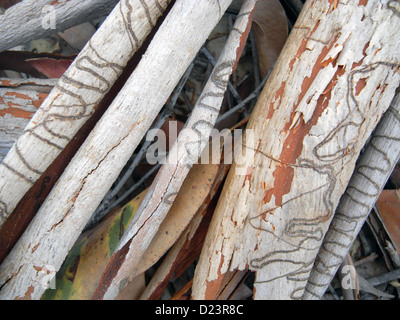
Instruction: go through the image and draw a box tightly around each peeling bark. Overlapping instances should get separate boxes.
[0,0,171,228]
[0,0,232,301]
[0,78,56,162]
[192,0,400,300]
[93,0,255,300]
[303,92,400,300]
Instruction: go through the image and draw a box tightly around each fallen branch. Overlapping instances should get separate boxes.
[303,92,400,299]
[192,0,400,300]
[0,0,119,52]
[0,0,171,227]
[93,0,256,300]
[0,0,232,301]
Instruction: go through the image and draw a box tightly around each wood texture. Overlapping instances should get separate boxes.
[192,0,400,300]
[0,0,170,227]
[93,0,255,300]
[0,0,119,52]
[0,0,232,301]
[303,92,400,299]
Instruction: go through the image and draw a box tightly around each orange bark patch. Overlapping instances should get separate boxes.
[14,285,34,300]
[264,39,343,206]
[0,103,35,119]
[358,0,368,6]
[355,77,368,96]
[263,165,295,206]
[5,91,47,109]
[50,0,70,5]
[327,0,339,12]
[266,82,286,119]
[289,21,321,72]
[0,91,47,119]
[0,80,18,87]
[5,91,31,101]
[352,42,370,69]
[204,255,227,300]
[234,5,256,70]
[32,93,48,109]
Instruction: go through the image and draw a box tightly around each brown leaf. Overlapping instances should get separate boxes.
[141,184,223,300]
[376,189,400,254]
[251,0,288,77]
[27,58,73,78]
[0,0,21,9]
[115,273,146,300]
[134,160,229,277]
[0,51,75,78]
[58,23,97,51]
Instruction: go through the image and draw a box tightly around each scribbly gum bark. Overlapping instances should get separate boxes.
[0,0,172,228]
[192,0,400,300]
[0,0,235,301]
[304,92,400,299]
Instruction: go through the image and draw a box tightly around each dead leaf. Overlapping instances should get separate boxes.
[58,23,97,51]
[0,51,74,78]
[27,58,72,78]
[41,191,147,300]
[251,0,288,77]
[358,275,395,299]
[376,189,400,254]
[115,273,146,300]
[140,188,221,300]
[134,160,229,277]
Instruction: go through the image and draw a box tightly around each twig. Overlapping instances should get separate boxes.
[215,70,270,125]
[102,164,161,216]
[89,61,195,226]
[200,47,244,108]
[367,269,400,287]
[285,0,304,16]
[328,284,340,300]
[249,31,261,88]
[93,0,258,300]
[304,93,400,299]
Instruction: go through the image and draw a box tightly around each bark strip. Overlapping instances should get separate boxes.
[0,0,171,228]
[0,0,232,301]
[93,0,256,300]
[192,0,400,300]
[303,92,400,300]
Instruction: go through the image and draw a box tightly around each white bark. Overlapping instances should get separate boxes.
[0,0,119,52]
[0,0,232,301]
[93,0,255,300]
[303,92,400,300]
[192,0,400,300]
[0,0,170,227]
